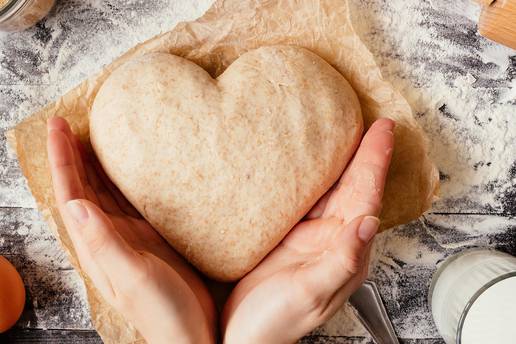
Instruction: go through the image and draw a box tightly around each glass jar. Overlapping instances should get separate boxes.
[429,249,516,344]
[0,0,55,32]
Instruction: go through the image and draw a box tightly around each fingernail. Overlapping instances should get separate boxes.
[375,118,395,132]
[66,200,89,225]
[385,147,393,157]
[358,216,380,243]
[47,117,56,132]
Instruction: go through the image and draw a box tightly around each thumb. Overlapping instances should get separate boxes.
[65,200,145,294]
[334,215,379,276]
[305,216,379,297]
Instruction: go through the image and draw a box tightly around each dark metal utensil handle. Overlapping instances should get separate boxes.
[349,280,400,344]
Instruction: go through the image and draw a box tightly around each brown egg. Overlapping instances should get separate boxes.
[0,256,25,333]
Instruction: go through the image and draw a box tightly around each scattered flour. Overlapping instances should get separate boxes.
[350,0,516,213]
[0,0,514,340]
[45,0,213,94]
[0,208,91,329]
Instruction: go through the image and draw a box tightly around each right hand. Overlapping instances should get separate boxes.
[47,116,216,344]
[222,119,395,344]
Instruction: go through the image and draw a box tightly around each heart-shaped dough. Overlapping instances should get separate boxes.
[90,46,362,281]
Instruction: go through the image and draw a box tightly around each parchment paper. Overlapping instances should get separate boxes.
[7,0,439,342]
[476,0,495,6]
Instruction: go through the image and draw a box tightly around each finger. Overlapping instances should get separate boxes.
[47,117,88,186]
[323,118,395,223]
[327,242,373,314]
[317,241,374,321]
[83,156,123,215]
[48,116,120,213]
[61,214,114,300]
[47,117,99,205]
[71,140,122,214]
[298,216,379,297]
[92,157,142,218]
[304,185,334,220]
[47,128,86,205]
[65,199,146,290]
[79,146,138,217]
[50,115,140,218]
[69,137,103,205]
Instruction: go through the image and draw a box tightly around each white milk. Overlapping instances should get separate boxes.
[429,249,516,344]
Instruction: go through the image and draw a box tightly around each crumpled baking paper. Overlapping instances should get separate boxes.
[7,0,439,342]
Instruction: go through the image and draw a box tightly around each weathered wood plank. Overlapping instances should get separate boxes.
[300,336,374,344]
[0,1,209,87]
[0,131,35,208]
[0,331,447,344]
[0,329,101,344]
[0,0,213,91]
[300,337,444,344]
[0,329,446,344]
[0,207,91,330]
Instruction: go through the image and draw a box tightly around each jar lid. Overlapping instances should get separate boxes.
[0,0,28,22]
[0,0,9,10]
[458,276,516,344]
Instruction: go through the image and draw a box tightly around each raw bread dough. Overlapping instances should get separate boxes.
[90,45,363,281]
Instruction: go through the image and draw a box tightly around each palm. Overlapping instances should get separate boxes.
[222,119,395,343]
[99,208,213,315]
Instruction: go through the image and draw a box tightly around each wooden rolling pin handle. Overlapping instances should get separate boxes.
[477,0,516,50]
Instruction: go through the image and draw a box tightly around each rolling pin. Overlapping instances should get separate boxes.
[477,0,516,49]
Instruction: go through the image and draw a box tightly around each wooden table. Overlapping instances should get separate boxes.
[0,0,514,343]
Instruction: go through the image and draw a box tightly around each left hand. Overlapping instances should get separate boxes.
[47,117,216,344]
[222,119,395,344]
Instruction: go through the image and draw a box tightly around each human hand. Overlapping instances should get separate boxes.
[47,117,216,344]
[222,118,395,344]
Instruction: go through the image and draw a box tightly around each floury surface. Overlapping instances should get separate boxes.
[0,0,515,343]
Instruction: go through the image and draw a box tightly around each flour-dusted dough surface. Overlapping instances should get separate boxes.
[90,46,362,281]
